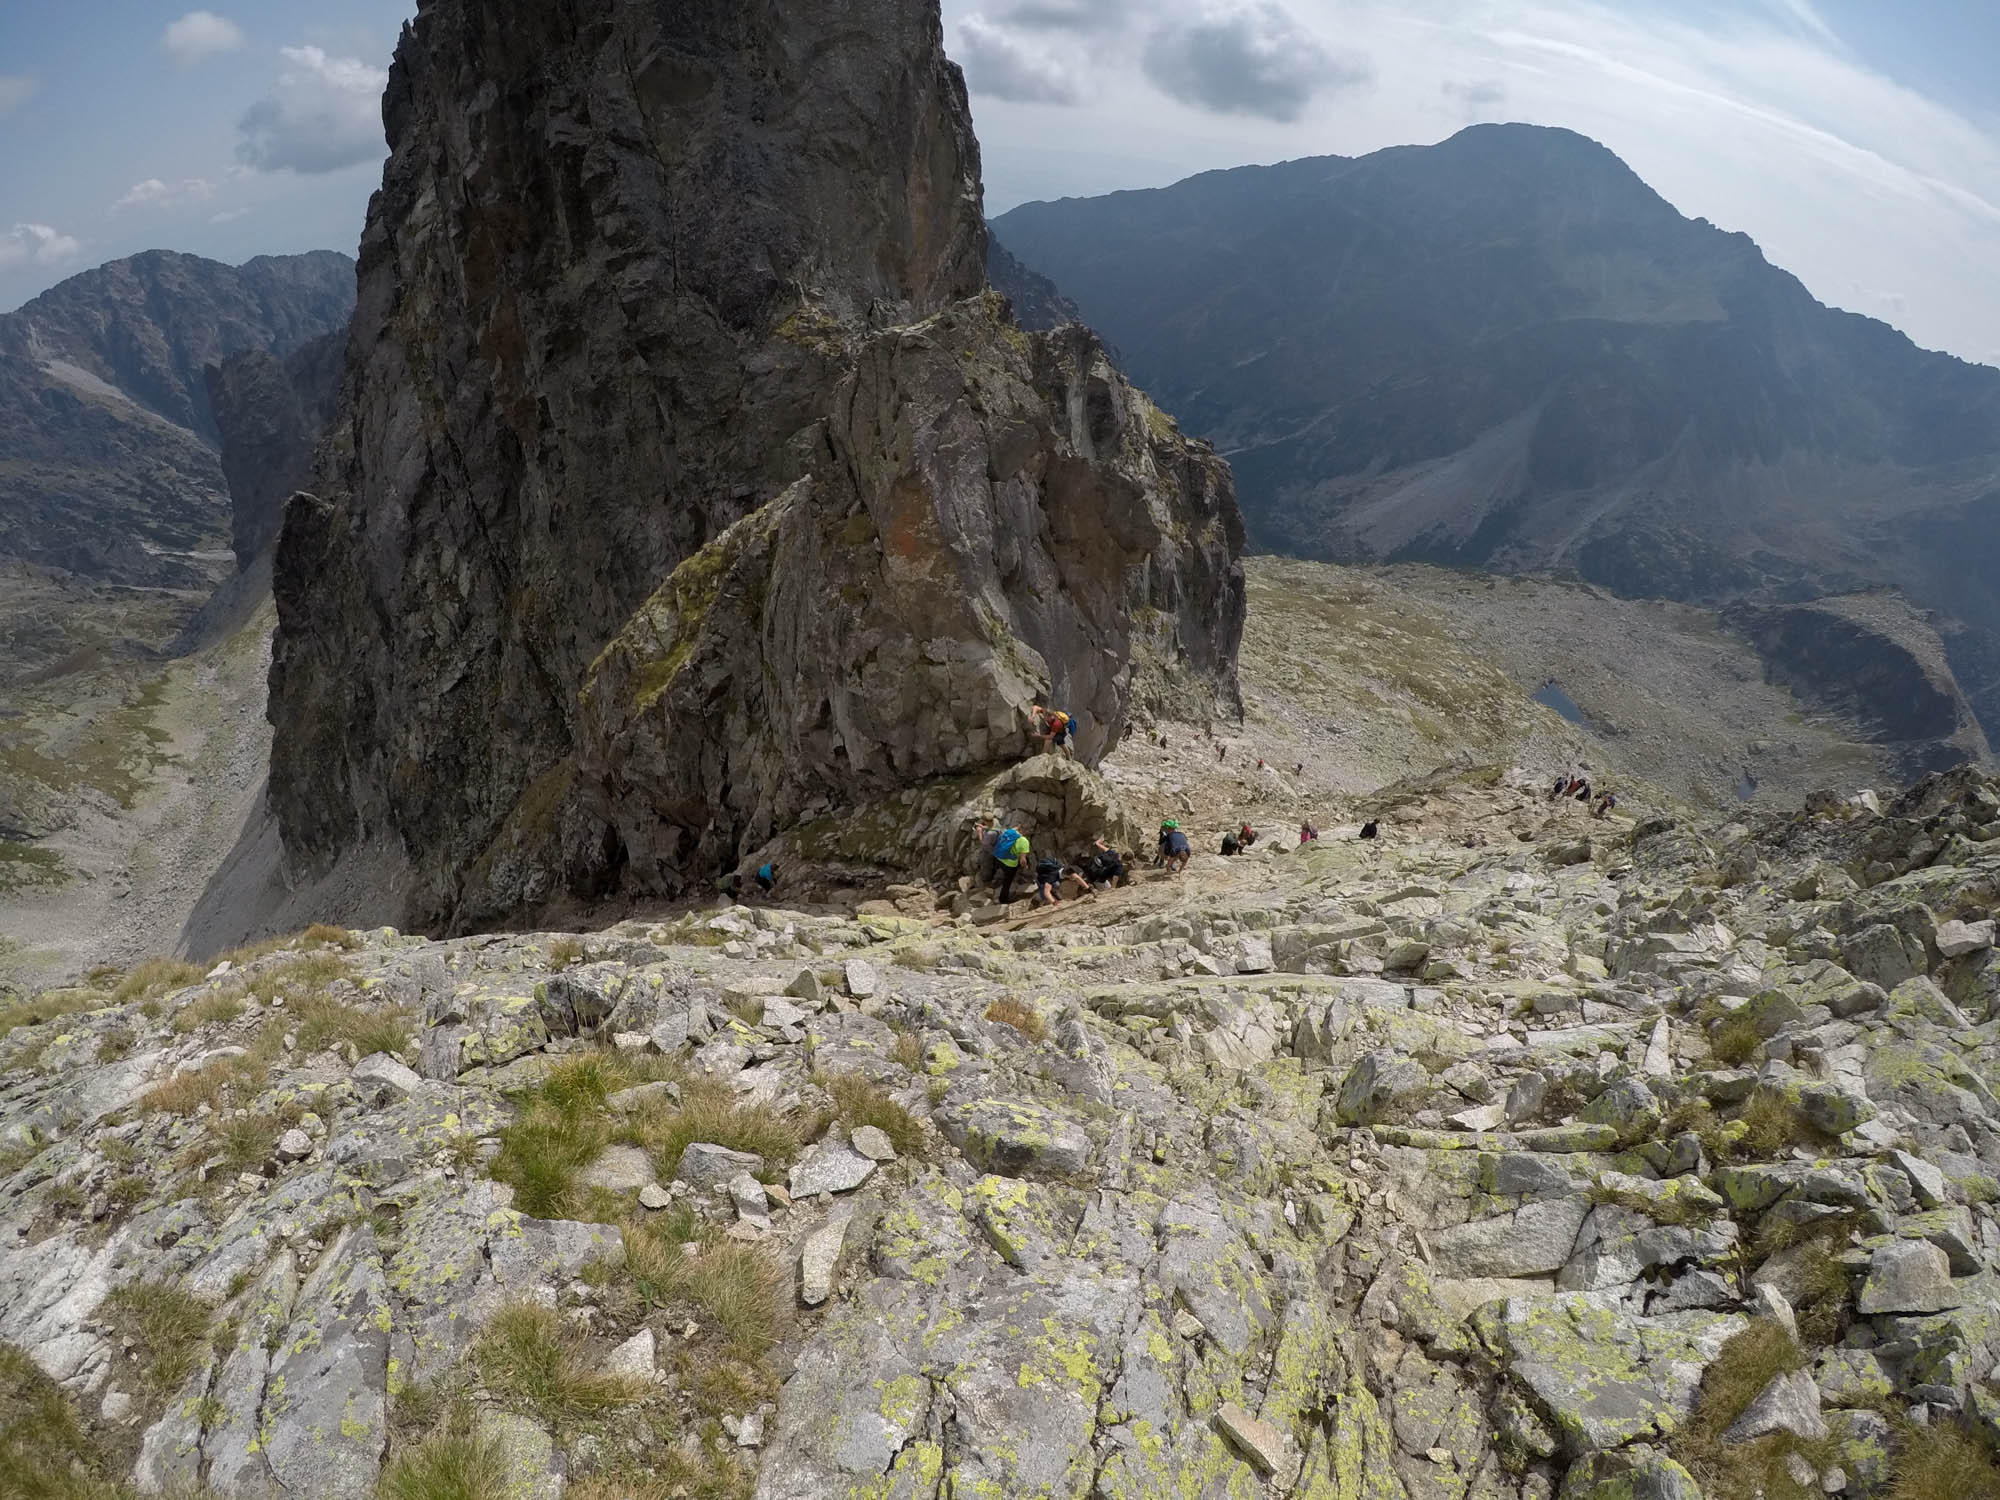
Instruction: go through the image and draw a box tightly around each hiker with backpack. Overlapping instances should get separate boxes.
[1081,836,1126,890]
[991,823,1031,903]
[1157,820,1191,874]
[1031,705,1073,759]
[1033,854,1067,905]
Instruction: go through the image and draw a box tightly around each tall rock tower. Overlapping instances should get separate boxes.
[269,0,1244,929]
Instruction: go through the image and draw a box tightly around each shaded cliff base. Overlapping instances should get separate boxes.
[164,557,1992,967]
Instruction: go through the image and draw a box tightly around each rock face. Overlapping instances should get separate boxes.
[993,123,2000,744]
[987,235,1084,332]
[205,328,346,568]
[268,0,1243,928]
[0,250,354,587]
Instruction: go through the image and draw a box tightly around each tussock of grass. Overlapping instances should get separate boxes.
[819,1072,926,1159]
[1891,1422,2000,1500]
[1673,1321,1815,1497]
[379,1408,509,1500]
[624,1219,786,1358]
[1709,1011,1763,1066]
[111,958,205,1007]
[634,1078,803,1181]
[100,1282,212,1399]
[171,991,244,1035]
[889,1030,925,1072]
[0,1340,109,1497]
[985,995,1046,1041]
[142,1057,254,1116]
[302,923,358,950]
[0,988,98,1042]
[472,1301,644,1428]
[1736,1091,1839,1159]
[546,936,587,970]
[289,993,408,1059]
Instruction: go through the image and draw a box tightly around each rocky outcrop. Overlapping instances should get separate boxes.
[1729,594,1993,782]
[0,250,354,588]
[204,328,345,568]
[269,0,1243,930]
[987,235,1083,331]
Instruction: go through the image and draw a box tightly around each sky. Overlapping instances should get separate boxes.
[2,2,1998,368]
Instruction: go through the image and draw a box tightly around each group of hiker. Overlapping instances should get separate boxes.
[1550,770,1619,819]
[975,817,1128,906]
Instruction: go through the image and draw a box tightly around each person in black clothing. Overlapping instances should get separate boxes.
[1033,856,1066,904]
[1359,821,1379,840]
[1082,837,1126,890]
[1220,831,1240,856]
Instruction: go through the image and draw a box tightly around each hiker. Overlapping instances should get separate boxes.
[991,824,1030,903]
[1257,757,1266,770]
[1294,761,1304,777]
[1299,819,1319,844]
[1359,820,1379,841]
[1594,791,1618,820]
[1030,705,1073,759]
[974,817,1003,887]
[1216,744,1226,762]
[1082,836,1126,890]
[1033,855,1066,905]
[1220,830,1241,856]
[1238,822,1258,849]
[1572,778,1592,803]
[754,862,777,897]
[1158,821,1192,874]
[1549,774,1570,802]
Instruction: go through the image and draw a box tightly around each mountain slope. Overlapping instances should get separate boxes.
[0,250,354,587]
[993,125,2000,730]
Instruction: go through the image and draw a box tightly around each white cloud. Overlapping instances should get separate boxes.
[210,207,253,225]
[236,45,389,174]
[0,75,38,115]
[0,224,84,273]
[1143,3,1371,123]
[161,11,248,67]
[111,177,217,213]
[958,14,1083,104]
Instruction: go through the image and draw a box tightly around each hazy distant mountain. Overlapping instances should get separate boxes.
[993,124,2000,733]
[0,250,354,587]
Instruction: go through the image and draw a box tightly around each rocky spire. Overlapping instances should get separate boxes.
[268,0,1244,928]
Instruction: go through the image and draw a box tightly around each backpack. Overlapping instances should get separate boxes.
[1049,711,1070,731]
[994,828,1024,861]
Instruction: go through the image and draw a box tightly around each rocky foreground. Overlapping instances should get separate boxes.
[3,767,2000,1498]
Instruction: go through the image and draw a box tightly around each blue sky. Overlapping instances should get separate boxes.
[4,2,1999,367]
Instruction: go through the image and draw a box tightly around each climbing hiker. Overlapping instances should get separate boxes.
[1220,829,1241,857]
[1082,836,1126,890]
[1549,773,1570,802]
[1033,854,1066,905]
[1594,791,1618,820]
[1238,822,1259,849]
[1031,705,1074,759]
[1572,777,1592,803]
[992,824,1030,903]
[974,816,1003,887]
[1158,820,1191,874]
[1294,762,1304,777]
[1217,744,1227,762]
[754,862,777,897]
[1298,819,1319,844]
[1359,820,1379,841]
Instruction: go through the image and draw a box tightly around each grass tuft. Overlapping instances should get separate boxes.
[1673,1320,1815,1497]
[985,995,1046,1042]
[0,988,99,1043]
[111,958,205,1007]
[546,936,587,970]
[819,1072,926,1159]
[99,1282,212,1399]
[379,1403,509,1500]
[1890,1422,2000,1500]
[624,1219,786,1359]
[171,991,245,1035]
[303,923,358,950]
[1709,1011,1763,1066]
[471,1301,644,1428]
[0,1340,112,1498]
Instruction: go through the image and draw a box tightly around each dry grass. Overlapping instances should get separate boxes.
[546,936,587,970]
[1673,1321,1820,1498]
[624,1219,787,1359]
[171,990,244,1035]
[111,958,205,1007]
[1736,1091,1839,1159]
[985,995,1046,1042]
[379,1421,508,1500]
[1890,1422,2000,1500]
[819,1072,926,1159]
[1710,1011,1763,1066]
[99,1282,212,1399]
[889,1029,925,1072]
[471,1301,644,1428]
[142,1056,255,1116]
[302,923,358,950]
[0,987,100,1042]
[0,1339,115,1498]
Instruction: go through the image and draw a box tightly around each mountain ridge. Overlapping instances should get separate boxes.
[992,123,2000,740]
